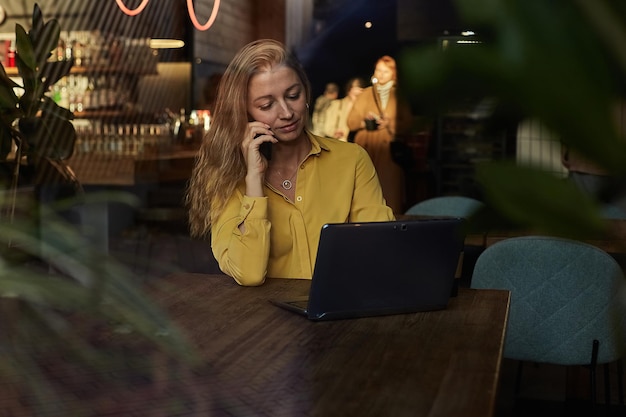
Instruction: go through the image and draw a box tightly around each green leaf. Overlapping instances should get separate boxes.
[39,117,76,159]
[0,274,94,309]
[575,0,626,75]
[15,54,41,119]
[0,126,14,161]
[34,20,60,69]
[41,59,74,93]
[0,64,20,89]
[476,161,606,238]
[29,3,45,42]
[17,91,43,120]
[0,84,18,110]
[15,24,37,71]
[41,96,74,120]
[15,54,44,118]
[19,114,75,159]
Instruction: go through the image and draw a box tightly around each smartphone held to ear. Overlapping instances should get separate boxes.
[254,133,272,160]
[260,142,272,160]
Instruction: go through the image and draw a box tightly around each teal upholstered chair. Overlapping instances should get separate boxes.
[405,196,484,218]
[471,236,626,407]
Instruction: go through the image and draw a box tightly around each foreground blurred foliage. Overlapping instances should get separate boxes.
[399,0,626,238]
[0,190,198,414]
[0,4,198,412]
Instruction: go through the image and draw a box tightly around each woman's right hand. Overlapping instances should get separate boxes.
[241,121,276,196]
[242,122,275,169]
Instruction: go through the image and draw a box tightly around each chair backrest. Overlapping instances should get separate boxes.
[405,196,483,218]
[471,236,626,365]
[601,204,626,220]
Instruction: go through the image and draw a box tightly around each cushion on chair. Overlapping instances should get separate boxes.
[405,196,484,218]
[472,236,626,365]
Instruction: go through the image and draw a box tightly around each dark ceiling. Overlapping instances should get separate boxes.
[301,0,461,96]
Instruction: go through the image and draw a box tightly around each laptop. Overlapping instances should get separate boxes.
[271,218,465,321]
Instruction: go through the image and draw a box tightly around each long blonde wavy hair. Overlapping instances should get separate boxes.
[186,39,311,238]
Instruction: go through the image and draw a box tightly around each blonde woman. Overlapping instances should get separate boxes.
[186,40,393,286]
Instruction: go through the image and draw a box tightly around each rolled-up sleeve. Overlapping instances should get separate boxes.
[211,191,271,286]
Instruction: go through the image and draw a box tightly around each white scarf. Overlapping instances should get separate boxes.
[376,81,394,110]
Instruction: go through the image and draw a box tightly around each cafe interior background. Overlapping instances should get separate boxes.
[0,0,623,314]
[1,0,626,414]
[0,0,454,231]
[0,0,520,204]
[0,2,623,298]
[4,0,614,237]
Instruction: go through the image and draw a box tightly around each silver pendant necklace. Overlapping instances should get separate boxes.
[279,168,298,190]
[271,165,299,191]
[282,178,294,190]
[269,149,309,192]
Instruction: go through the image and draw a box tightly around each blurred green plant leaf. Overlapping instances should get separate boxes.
[476,161,606,238]
[0,191,198,362]
[399,0,626,235]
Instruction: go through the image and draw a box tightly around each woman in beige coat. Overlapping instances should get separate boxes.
[322,77,364,141]
[347,56,412,214]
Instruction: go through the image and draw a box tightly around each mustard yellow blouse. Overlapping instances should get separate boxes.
[211,133,394,286]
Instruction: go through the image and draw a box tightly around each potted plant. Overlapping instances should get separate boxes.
[0,2,77,195]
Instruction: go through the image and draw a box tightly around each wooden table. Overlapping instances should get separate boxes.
[484,219,626,255]
[147,273,510,417]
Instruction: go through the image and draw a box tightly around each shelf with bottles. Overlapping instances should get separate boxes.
[2,30,157,75]
[47,73,129,114]
[71,119,174,158]
[2,30,158,116]
[70,110,207,160]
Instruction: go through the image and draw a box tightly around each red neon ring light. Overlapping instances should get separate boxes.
[115,0,149,16]
[187,0,220,31]
[115,0,221,31]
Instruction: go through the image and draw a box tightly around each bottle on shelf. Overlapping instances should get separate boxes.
[7,39,15,67]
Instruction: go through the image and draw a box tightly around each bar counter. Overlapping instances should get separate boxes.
[67,143,199,186]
